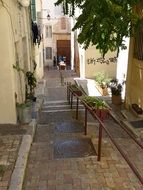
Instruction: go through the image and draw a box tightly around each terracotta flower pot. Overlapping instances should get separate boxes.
[74,91,82,96]
[102,87,108,96]
[94,109,109,120]
[112,95,122,105]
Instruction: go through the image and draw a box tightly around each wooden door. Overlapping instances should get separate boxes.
[57,40,71,67]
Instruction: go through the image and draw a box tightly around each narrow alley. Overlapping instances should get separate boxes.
[1,1,143,190]
[22,68,143,190]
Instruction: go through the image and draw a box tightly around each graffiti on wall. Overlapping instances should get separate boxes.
[87,57,117,65]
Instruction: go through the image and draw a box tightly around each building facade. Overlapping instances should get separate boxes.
[125,1,143,108]
[41,0,72,69]
[31,0,44,79]
[0,0,43,124]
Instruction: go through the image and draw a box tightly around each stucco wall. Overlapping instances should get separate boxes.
[34,43,44,79]
[0,1,17,123]
[42,0,72,67]
[0,0,34,123]
[85,46,117,79]
[126,58,143,108]
[130,60,143,106]
[35,0,44,79]
[43,17,71,67]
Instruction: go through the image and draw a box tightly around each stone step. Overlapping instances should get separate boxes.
[42,104,70,109]
[38,111,75,123]
[43,100,69,106]
[42,104,84,111]
[43,100,81,106]
[41,108,85,113]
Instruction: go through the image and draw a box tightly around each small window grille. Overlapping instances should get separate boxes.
[45,25,52,38]
[46,47,52,59]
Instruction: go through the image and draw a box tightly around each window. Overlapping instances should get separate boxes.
[134,28,143,60]
[46,47,52,59]
[133,1,143,60]
[45,25,52,38]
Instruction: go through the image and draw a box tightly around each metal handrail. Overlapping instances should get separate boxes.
[67,86,143,185]
[109,111,143,150]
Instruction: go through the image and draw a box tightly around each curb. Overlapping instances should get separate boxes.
[8,120,36,190]
[8,78,45,190]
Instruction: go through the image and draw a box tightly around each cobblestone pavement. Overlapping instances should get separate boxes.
[0,125,26,190]
[23,69,143,190]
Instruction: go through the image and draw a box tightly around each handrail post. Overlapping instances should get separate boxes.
[84,107,87,135]
[97,122,103,161]
[71,92,73,109]
[76,97,79,119]
[67,85,69,101]
[69,89,71,104]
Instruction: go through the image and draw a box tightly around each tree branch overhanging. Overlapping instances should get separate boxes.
[55,0,142,57]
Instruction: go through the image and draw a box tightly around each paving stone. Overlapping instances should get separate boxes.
[55,121,84,133]
[0,127,22,190]
[22,70,143,190]
[54,138,96,159]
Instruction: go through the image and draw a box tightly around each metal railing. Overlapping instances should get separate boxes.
[67,85,143,185]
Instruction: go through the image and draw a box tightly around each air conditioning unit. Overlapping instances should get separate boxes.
[18,0,30,7]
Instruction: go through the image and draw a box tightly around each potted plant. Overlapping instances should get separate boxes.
[81,96,110,119]
[131,103,143,117]
[26,71,37,102]
[13,63,37,123]
[108,79,123,105]
[70,84,82,96]
[16,101,32,124]
[95,72,110,96]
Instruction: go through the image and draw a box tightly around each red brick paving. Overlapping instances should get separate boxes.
[23,70,143,190]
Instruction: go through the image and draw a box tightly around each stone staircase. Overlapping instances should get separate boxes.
[35,99,97,159]
[41,100,84,113]
[38,100,84,124]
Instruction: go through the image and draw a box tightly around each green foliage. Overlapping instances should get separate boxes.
[26,71,37,94]
[13,64,24,73]
[55,0,142,57]
[95,72,110,88]
[70,84,83,96]
[55,0,83,15]
[109,78,123,96]
[0,165,6,176]
[81,96,108,110]
[70,84,81,91]
[16,102,31,108]
[13,63,37,103]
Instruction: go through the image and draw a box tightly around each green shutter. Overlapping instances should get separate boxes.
[31,0,36,21]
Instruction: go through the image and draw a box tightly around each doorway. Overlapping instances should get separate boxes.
[57,40,71,69]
